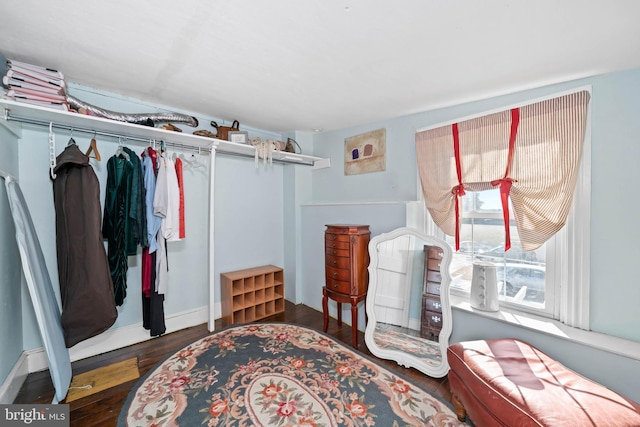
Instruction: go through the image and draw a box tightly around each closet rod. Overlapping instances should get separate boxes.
[4,112,213,153]
[217,149,311,165]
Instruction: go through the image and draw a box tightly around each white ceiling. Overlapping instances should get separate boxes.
[1,1,640,134]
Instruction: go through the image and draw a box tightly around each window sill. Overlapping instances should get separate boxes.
[450,293,640,362]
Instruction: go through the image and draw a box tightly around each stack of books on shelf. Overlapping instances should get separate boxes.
[2,59,69,111]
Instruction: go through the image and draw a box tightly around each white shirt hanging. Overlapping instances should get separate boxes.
[153,153,181,242]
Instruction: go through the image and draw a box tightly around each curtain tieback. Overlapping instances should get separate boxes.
[451,184,466,197]
[491,177,516,251]
[451,184,466,250]
[451,122,465,251]
[490,108,520,252]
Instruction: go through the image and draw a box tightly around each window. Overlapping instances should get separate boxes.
[415,87,591,327]
[447,189,553,316]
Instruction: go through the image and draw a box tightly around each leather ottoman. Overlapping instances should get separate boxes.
[447,338,640,426]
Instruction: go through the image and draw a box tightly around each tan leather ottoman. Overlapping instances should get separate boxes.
[447,338,640,426]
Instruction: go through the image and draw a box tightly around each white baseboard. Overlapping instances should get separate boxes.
[27,305,211,374]
[0,352,29,404]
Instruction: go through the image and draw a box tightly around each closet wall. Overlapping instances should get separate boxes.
[3,83,292,365]
[0,124,22,389]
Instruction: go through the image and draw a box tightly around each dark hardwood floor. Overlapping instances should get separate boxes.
[14,301,452,426]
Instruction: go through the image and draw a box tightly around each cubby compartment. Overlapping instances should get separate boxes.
[232,294,244,310]
[265,286,275,301]
[274,298,285,313]
[254,274,264,290]
[255,288,265,304]
[221,265,285,326]
[255,303,266,319]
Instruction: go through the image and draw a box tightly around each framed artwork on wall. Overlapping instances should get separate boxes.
[344,128,386,175]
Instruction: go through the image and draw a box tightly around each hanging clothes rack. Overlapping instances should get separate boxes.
[2,97,326,339]
[4,111,214,154]
[2,100,324,166]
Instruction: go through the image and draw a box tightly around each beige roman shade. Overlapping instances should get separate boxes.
[416,90,590,251]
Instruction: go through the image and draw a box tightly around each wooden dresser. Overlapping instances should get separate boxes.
[322,224,370,348]
[421,244,444,341]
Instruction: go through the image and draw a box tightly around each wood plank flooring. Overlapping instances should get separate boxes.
[14,302,451,426]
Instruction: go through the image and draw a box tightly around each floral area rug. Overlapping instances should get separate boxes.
[118,323,468,426]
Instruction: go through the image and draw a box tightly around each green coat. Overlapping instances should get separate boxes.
[102,152,134,306]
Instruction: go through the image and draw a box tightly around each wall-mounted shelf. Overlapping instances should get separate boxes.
[0,98,328,167]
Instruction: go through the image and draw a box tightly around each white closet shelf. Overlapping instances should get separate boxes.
[0,98,328,167]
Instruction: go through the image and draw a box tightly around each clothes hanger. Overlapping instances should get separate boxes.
[85,132,101,161]
[115,138,130,160]
[67,129,76,146]
[191,157,204,169]
[177,152,192,169]
[49,122,57,180]
[186,147,205,168]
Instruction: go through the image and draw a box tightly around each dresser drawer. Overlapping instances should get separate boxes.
[426,246,443,260]
[326,266,351,282]
[426,258,442,271]
[325,254,351,270]
[425,270,442,283]
[325,233,351,244]
[423,310,443,329]
[325,247,350,258]
[422,294,443,313]
[425,281,441,296]
[325,239,350,251]
[325,277,350,294]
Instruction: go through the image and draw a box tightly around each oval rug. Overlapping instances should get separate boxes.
[118,323,468,426]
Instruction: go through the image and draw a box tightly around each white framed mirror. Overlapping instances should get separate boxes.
[364,227,453,378]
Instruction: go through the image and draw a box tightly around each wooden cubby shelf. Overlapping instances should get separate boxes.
[221,265,285,326]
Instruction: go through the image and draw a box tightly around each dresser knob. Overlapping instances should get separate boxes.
[332,243,337,247]
[333,260,337,265]
[333,272,338,277]
[333,250,337,254]
[333,284,338,288]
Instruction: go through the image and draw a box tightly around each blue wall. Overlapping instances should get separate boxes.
[306,67,640,401]
[588,71,640,339]
[309,67,640,343]
[0,123,22,389]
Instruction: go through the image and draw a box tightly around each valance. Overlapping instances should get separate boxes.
[416,90,590,251]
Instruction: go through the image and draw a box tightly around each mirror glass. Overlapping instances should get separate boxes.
[364,227,453,378]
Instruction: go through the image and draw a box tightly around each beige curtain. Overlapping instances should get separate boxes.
[416,90,590,251]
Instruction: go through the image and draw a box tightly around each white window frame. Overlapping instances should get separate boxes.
[447,190,553,316]
[414,86,591,328]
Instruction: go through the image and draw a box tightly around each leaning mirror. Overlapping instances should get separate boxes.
[364,227,453,378]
